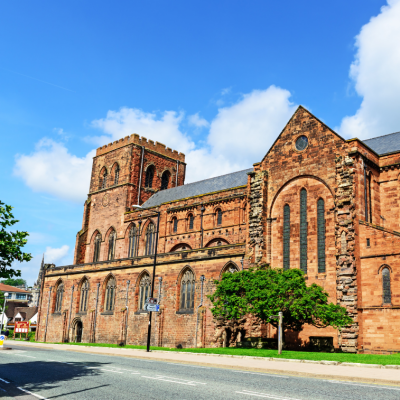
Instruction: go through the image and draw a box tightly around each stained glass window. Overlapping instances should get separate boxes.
[300,189,308,273]
[317,198,326,273]
[382,267,391,304]
[283,204,290,270]
[295,135,308,151]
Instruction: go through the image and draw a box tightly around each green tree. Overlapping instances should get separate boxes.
[1,278,27,287]
[0,201,32,279]
[209,265,353,340]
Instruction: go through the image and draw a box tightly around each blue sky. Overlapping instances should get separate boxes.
[1,0,400,285]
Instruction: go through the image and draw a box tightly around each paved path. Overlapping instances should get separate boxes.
[0,342,400,399]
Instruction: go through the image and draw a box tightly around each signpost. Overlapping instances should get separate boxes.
[270,312,283,355]
[145,298,160,312]
[14,321,29,340]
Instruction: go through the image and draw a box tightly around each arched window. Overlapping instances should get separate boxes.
[300,189,308,273]
[172,217,178,233]
[79,279,89,312]
[108,230,116,261]
[222,263,238,275]
[161,171,170,190]
[128,225,138,258]
[216,209,222,226]
[283,204,290,270]
[93,233,101,262]
[188,214,194,230]
[114,164,120,185]
[101,169,108,189]
[54,282,64,312]
[145,166,154,188]
[104,277,116,312]
[145,223,155,256]
[180,269,195,311]
[138,273,151,311]
[382,267,391,304]
[317,198,326,273]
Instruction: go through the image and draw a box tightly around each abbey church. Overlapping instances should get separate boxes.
[36,106,400,353]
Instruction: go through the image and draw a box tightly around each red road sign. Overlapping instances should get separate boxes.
[15,321,29,333]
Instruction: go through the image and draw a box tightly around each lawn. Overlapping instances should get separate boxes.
[40,342,400,366]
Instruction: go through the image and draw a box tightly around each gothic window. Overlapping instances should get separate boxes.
[108,230,116,261]
[216,209,222,226]
[188,214,194,230]
[79,279,89,312]
[138,274,151,311]
[145,223,155,256]
[145,166,155,188]
[283,204,290,270]
[114,164,120,185]
[300,189,308,273]
[101,169,108,189]
[222,263,238,275]
[382,267,391,304]
[180,269,195,311]
[172,217,178,233]
[54,282,64,312]
[161,171,170,190]
[104,277,116,312]
[93,233,101,262]
[128,225,138,258]
[317,198,326,273]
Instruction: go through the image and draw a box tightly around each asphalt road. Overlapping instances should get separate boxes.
[0,345,400,399]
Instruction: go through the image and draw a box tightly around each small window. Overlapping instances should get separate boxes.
[188,214,194,230]
[54,283,64,312]
[93,233,102,262]
[16,294,26,300]
[104,277,116,312]
[161,171,170,190]
[138,274,151,311]
[79,279,89,312]
[366,238,370,247]
[216,209,222,226]
[145,166,155,188]
[173,217,178,233]
[114,165,120,185]
[382,267,391,304]
[180,269,195,311]
[108,230,116,261]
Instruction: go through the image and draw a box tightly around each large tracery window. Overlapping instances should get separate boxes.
[180,269,195,311]
[79,279,89,312]
[104,277,116,312]
[93,233,101,262]
[283,204,290,270]
[138,274,151,311]
[108,230,116,261]
[382,267,391,304]
[300,188,308,273]
[128,225,138,258]
[317,198,326,273]
[145,166,155,188]
[161,171,170,190]
[54,282,64,312]
[114,164,120,185]
[145,223,156,256]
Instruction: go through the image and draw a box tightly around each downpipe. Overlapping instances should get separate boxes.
[194,275,205,348]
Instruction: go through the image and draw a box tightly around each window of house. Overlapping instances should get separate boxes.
[79,279,89,312]
[128,225,138,258]
[54,282,64,312]
[145,223,155,256]
[16,294,26,300]
[382,267,391,304]
[300,189,308,273]
[173,217,178,233]
[114,165,120,185]
[283,204,290,270]
[216,209,222,226]
[161,171,170,190]
[188,214,194,230]
[138,274,151,311]
[145,166,155,188]
[317,198,326,273]
[104,277,116,312]
[93,233,102,262]
[180,269,195,311]
[108,230,116,261]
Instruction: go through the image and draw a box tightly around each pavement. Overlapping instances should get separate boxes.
[4,340,400,386]
[1,342,400,399]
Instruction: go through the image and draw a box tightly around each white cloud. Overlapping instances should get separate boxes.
[188,113,209,128]
[44,245,70,264]
[338,0,400,139]
[14,138,94,203]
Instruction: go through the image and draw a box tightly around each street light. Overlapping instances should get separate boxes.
[1,293,9,333]
[131,204,161,352]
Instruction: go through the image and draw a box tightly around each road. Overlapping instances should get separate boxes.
[0,344,400,399]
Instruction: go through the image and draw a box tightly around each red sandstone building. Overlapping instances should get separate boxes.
[36,106,400,353]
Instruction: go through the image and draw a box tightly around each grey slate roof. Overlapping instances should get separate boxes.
[142,168,252,208]
[362,131,400,155]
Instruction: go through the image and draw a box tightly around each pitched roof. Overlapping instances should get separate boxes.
[0,283,30,293]
[5,301,29,318]
[362,131,400,155]
[13,307,38,321]
[142,168,252,208]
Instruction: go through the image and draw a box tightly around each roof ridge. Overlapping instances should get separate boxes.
[362,131,400,142]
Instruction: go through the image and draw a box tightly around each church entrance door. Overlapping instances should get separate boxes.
[75,321,83,343]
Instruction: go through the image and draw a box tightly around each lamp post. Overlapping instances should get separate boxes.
[1,293,9,332]
[132,204,161,352]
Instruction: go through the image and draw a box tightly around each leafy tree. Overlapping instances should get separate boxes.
[0,201,32,280]
[209,265,353,340]
[1,278,27,287]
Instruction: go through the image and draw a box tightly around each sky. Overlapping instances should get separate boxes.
[1,0,400,285]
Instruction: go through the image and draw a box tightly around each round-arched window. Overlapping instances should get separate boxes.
[295,135,308,151]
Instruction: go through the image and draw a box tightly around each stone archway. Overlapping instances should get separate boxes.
[72,319,83,343]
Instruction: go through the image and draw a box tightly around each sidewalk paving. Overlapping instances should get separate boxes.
[6,341,400,386]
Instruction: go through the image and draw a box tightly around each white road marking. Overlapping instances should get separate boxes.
[232,371,289,378]
[0,378,10,383]
[17,387,48,399]
[325,380,400,391]
[101,369,123,373]
[142,375,206,386]
[236,390,302,400]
